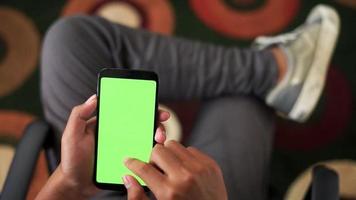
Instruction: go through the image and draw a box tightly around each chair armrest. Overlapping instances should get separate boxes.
[304,165,339,200]
[1,120,52,200]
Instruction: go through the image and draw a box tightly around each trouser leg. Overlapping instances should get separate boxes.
[41,15,278,134]
[185,96,275,200]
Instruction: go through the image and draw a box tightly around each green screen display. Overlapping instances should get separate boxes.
[97,77,157,185]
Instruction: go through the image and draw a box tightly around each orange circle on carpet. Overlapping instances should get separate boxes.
[0,111,48,200]
[189,0,300,39]
[336,0,356,9]
[62,0,175,35]
[0,7,40,97]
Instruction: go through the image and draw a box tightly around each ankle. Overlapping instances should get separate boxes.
[271,47,288,83]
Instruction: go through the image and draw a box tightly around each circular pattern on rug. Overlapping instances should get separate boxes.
[285,160,356,200]
[189,0,300,39]
[95,1,143,28]
[0,110,35,138]
[0,37,6,63]
[225,0,264,10]
[0,110,48,200]
[0,7,40,97]
[62,0,175,35]
[336,0,356,9]
[233,0,256,5]
[275,67,353,151]
[0,144,15,192]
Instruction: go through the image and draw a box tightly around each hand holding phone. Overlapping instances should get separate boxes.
[36,90,169,200]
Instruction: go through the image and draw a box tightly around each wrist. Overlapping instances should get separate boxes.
[56,165,92,200]
[36,167,89,200]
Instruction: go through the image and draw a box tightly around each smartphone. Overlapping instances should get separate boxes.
[94,68,158,191]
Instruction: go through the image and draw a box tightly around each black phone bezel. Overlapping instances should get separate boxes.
[94,68,159,191]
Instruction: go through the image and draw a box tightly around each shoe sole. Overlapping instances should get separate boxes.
[288,5,340,122]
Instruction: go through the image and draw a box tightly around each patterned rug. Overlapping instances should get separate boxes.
[1,0,356,199]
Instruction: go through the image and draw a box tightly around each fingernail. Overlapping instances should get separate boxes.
[85,94,96,104]
[122,175,131,189]
[123,157,131,166]
[164,112,170,119]
[155,129,166,142]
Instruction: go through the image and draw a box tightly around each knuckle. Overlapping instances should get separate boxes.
[192,161,213,177]
[152,144,163,156]
[70,106,82,119]
[181,171,195,184]
[186,146,197,152]
[209,160,221,172]
[137,163,151,175]
[173,168,196,190]
[165,140,177,147]
[126,159,151,177]
[194,164,206,175]
[71,105,80,114]
[204,158,221,174]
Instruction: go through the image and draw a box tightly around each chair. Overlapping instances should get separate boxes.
[0,120,58,200]
[0,120,340,200]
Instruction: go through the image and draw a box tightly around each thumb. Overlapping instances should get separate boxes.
[123,175,149,200]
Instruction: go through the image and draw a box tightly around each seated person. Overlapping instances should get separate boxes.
[36,4,339,200]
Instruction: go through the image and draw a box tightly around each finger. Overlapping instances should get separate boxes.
[158,110,170,122]
[64,94,97,138]
[123,175,149,200]
[164,140,194,162]
[154,123,166,144]
[124,158,165,194]
[187,146,215,164]
[86,116,97,134]
[150,144,183,174]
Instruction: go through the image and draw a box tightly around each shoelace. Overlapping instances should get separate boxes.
[252,18,320,50]
[253,32,299,50]
[257,33,297,45]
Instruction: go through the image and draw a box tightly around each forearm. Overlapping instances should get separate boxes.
[35,168,88,200]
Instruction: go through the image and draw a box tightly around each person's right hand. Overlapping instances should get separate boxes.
[123,141,228,200]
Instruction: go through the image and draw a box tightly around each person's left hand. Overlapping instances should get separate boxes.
[35,94,170,200]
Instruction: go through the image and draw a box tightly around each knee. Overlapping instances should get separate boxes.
[203,96,275,127]
[204,97,264,115]
[41,16,91,80]
[42,15,95,53]
[41,15,115,75]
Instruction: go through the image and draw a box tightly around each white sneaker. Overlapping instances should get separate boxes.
[253,4,340,122]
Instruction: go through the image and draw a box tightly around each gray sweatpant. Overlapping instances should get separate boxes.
[41,15,277,200]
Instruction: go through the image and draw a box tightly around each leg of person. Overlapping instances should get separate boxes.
[41,4,340,137]
[185,96,275,200]
[41,15,277,200]
[41,15,278,135]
